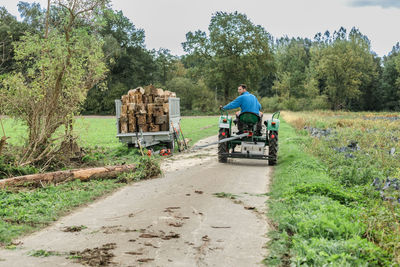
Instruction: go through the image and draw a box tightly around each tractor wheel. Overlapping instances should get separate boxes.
[218,128,228,163]
[268,131,278,166]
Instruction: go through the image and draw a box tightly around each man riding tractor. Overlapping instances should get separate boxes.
[220,84,263,136]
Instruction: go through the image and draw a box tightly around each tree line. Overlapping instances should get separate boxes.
[1,3,400,115]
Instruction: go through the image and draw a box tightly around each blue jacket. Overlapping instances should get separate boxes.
[223,91,261,114]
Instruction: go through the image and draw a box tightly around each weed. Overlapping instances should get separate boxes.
[267,117,397,265]
[213,192,238,199]
[0,180,122,244]
[285,183,361,206]
[62,225,87,232]
[28,249,61,257]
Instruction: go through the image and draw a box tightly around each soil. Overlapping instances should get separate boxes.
[69,243,116,266]
[0,131,272,266]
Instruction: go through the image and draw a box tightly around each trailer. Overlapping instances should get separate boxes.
[115,97,181,149]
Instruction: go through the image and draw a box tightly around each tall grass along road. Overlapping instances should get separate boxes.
[267,111,398,266]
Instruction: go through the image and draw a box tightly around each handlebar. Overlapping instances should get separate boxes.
[220,109,229,117]
[272,111,280,120]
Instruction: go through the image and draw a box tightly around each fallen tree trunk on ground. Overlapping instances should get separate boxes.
[0,164,136,188]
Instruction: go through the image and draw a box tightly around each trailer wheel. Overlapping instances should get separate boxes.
[268,131,278,166]
[218,129,228,163]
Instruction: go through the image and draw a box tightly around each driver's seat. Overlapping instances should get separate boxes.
[238,112,260,132]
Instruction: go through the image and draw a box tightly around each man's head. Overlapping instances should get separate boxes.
[237,84,247,95]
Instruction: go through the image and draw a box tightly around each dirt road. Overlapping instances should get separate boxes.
[0,135,272,266]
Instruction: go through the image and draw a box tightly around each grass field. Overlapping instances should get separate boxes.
[1,116,219,149]
[0,115,219,245]
[267,111,400,265]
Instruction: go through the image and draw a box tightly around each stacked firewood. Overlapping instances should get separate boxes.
[119,85,176,133]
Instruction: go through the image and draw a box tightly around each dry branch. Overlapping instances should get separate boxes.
[0,164,136,188]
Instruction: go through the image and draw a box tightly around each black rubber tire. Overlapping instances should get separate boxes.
[218,129,228,163]
[268,131,278,166]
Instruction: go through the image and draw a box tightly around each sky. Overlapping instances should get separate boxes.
[2,0,400,57]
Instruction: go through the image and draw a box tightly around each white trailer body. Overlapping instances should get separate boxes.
[115,97,180,147]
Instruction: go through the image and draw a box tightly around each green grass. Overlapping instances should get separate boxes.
[1,116,219,149]
[0,115,218,245]
[28,249,61,257]
[266,119,392,266]
[0,179,122,245]
[177,116,219,145]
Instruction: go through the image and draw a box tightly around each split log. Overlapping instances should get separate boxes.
[161,123,169,131]
[133,90,143,104]
[138,125,148,132]
[153,107,164,117]
[142,94,149,104]
[128,103,136,112]
[137,114,146,125]
[155,115,168,125]
[147,103,155,114]
[127,90,136,103]
[150,86,159,95]
[136,103,146,114]
[128,115,136,132]
[154,97,164,105]
[120,115,128,133]
[121,95,129,105]
[135,86,145,94]
[146,114,154,124]
[119,86,176,134]
[149,123,160,132]
[0,164,136,188]
[162,103,169,113]
[121,104,128,116]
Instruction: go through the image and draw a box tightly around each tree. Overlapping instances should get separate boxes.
[83,8,157,114]
[380,43,400,110]
[272,37,312,99]
[165,77,214,112]
[152,48,178,86]
[182,11,274,101]
[310,27,378,110]
[0,0,108,166]
[0,7,27,75]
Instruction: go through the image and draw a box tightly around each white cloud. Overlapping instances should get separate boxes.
[2,0,400,57]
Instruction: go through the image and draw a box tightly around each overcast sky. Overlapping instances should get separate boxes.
[2,0,400,57]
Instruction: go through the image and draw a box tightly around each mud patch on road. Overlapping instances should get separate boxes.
[164,206,181,212]
[168,221,183,227]
[139,230,180,240]
[125,251,143,255]
[62,225,87,232]
[137,258,154,263]
[101,225,137,234]
[69,243,116,266]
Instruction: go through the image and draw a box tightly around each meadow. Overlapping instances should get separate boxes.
[267,111,400,266]
[0,115,219,245]
[1,116,219,149]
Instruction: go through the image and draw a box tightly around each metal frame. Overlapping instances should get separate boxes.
[222,152,275,160]
[115,97,181,147]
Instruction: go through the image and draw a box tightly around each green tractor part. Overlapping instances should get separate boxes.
[217,111,280,165]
